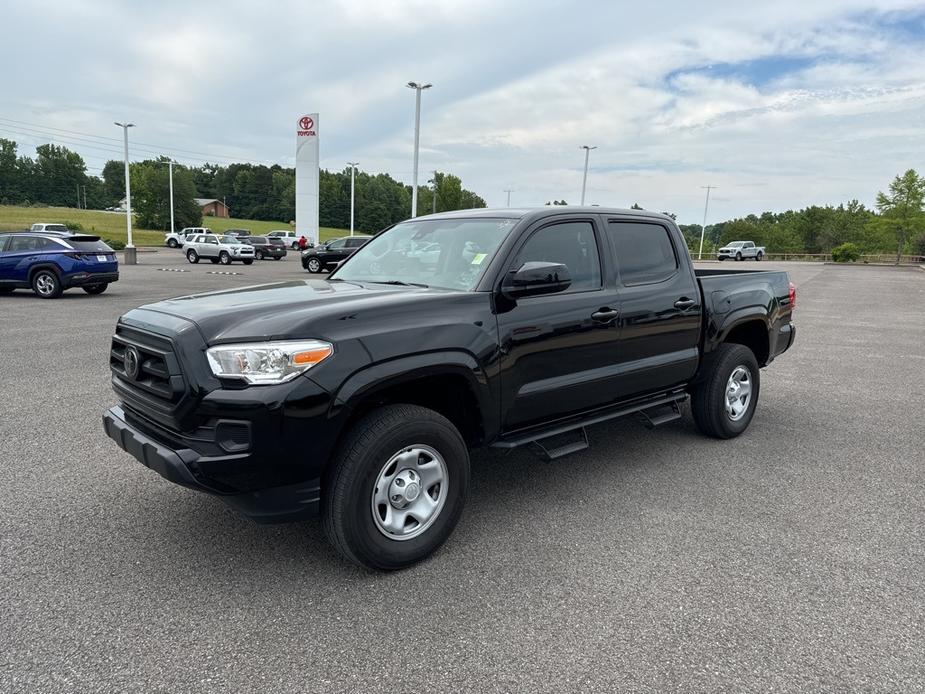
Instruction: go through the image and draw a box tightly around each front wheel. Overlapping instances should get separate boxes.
[82,283,108,295]
[167,239,179,248]
[187,249,199,264]
[219,251,231,265]
[306,257,322,273]
[735,252,743,261]
[690,343,760,439]
[717,256,725,261]
[242,259,253,265]
[323,404,470,570]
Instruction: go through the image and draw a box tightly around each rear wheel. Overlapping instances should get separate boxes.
[82,283,108,295]
[756,252,763,261]
[31,269,62,299]
[323,404,470,570]
[255,250,264,260]
[292,241,300,250]
[187,249,199,264]
[690,343,760,439]
[219,251,231,265]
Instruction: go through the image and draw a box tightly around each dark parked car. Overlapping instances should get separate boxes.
[243,236,287,260]
[301,235,370,273]
[226,228,251,239]
[0,232,118,298]
[102,207,795,570]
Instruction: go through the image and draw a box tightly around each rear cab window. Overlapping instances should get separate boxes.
[607,221,679,285]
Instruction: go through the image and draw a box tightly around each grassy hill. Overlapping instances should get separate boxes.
[0,205,348,246]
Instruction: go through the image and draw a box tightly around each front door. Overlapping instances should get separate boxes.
[497,217,622,431]
[604,218,702,397]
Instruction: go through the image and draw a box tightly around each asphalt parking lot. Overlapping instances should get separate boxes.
[1,253,923,692]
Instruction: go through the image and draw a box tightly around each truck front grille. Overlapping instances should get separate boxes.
[110,325,187,422]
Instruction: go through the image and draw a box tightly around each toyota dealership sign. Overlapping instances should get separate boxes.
[295,113,319,241]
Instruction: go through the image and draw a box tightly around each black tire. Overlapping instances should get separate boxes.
[31,269,62,299]
[690,343,760,439]
[292,241,300,250]
[187,249,199,264]
[82,283,108,295]
[210,258,219,264]
[718,256,725,261]
[219,251,231,265]
[306,257,322,273]
[242,259,253,265]
[735,252,742,261]
[0,287,14,294]
[323,404,470,571]
[274,256,282,261]
[255,250,264,260]
[167,238,179,248]
[756,252,763,261]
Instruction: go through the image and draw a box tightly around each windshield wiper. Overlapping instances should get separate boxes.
[364,279,430,288]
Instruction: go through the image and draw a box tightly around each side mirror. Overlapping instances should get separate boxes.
[501,261,571,299]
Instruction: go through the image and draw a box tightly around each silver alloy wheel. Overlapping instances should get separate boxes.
[35,273,56,296]
[725,365,752,421]
[308,258,321,272]
[371,444,448,541]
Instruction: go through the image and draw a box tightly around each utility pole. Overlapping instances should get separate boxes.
[579,145,596,206]
[114,122,136,264]
[82,185,87,210]
[347,162,359,235]
[504,189,514,207]
[76,183,81,209]
[168,161,175,234]
[698,185,717,261]
[407,81,432,218]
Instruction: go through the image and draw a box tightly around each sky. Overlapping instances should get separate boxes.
[1,0,924,224]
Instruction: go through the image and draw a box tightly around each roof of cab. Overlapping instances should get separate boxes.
[409,206,677,224]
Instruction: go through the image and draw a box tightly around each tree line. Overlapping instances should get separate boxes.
[0,138,486,234]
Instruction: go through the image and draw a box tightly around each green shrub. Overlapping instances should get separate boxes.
[104,238,126,250]
[832,242,860,263]
[60,220,85,232]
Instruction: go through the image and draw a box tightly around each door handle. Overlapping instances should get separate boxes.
[591,308,619,323]
[674,298,696,310]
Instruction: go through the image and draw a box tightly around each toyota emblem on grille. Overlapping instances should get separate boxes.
[124,346,141,381]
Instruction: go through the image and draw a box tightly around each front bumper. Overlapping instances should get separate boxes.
[66,271,119,287]
[102,405,321,523]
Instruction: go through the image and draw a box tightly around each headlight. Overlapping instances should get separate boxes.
[206,340,333,385]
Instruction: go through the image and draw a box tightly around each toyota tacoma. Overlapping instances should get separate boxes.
[102,208,796,570]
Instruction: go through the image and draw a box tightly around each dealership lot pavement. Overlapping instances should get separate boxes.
[1,254,923,692]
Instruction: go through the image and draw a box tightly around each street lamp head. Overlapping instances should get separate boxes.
[407,81,418,89]
[407,82,432,90]
[114,122,134,128]
[580,145,597,150]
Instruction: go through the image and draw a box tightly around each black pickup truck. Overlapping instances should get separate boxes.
[102,208,795,570]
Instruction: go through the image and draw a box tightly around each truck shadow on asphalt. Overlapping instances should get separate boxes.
[113,412,708,582]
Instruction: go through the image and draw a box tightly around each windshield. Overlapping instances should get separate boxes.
[331,218,517,290]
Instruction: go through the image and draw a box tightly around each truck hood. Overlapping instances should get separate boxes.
[124,279,459,343]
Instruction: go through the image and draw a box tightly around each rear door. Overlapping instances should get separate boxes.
[497,216,623,430]
[603,218,702,396]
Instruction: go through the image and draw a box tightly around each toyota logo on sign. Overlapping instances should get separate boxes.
[299,116,314,130]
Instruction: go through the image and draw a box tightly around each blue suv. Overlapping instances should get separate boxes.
[0,232,119,299]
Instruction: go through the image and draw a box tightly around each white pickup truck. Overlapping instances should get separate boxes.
[717,240,765,261]
[165,227,213,249]
[182,233,255,265]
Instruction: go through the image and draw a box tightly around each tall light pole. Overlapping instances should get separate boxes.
[168,160,175,234]
[347,162,359,235]
[579,145,596,206]
[115,122,136,264]
[504,189,514,207]
[407,81,432,218]
[428,171,438,214]
[698,185,717,260]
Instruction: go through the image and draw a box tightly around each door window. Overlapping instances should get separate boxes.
[514,221,601,293]
[607,222,679,285]
[327,239,347,250]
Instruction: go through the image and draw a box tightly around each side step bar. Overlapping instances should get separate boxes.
[492,391,689,455]
[639,400,683,429]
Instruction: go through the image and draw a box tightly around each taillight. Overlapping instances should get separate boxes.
[788,281,796,310]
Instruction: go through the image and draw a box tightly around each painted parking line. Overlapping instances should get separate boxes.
[206,271,244,276]
[156,268,190,272]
